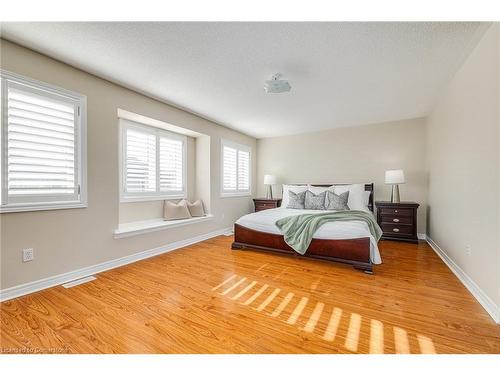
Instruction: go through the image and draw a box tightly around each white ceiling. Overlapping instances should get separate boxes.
[0,22,487,138]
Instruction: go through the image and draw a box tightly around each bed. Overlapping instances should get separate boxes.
[232,183,381,273]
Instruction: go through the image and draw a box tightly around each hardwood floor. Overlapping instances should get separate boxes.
[1,236,499,353]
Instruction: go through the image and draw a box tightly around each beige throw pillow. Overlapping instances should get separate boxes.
[187,199,205,217]
[164,199,192,221]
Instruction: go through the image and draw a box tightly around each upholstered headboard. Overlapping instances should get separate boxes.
[285,183,374,212]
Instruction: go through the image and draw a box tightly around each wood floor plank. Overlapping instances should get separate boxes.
[1,237,499,353]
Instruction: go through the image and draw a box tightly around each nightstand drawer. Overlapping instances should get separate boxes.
[380,215,413,225]
[379,207,413,216]
[381,223,414,236]
[256,202,277,210]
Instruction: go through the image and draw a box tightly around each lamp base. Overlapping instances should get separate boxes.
[390,185,400,203]
[266,185,273,199]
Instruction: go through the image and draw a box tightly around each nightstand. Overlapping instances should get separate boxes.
[253,198,282,212]
[375,202,419,243]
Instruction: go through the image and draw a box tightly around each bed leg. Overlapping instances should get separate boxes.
[353,264,373,274]
[231,242,244,250]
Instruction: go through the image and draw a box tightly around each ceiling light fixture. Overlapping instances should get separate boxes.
[264,73,291,93]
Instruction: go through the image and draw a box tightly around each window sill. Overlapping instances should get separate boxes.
[220,192,252,198]
[0,201,87,214]
[114,214,214,239]
[120,195,186,203]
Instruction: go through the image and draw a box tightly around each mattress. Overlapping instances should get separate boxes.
[235,208,382,264]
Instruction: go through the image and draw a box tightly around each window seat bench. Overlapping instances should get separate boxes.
[114,214,215,239]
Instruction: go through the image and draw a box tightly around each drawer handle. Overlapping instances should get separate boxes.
[393,218,400,223]
[393,228,400,232]
[394,210,398,213]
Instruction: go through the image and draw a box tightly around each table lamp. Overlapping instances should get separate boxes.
[263,174,277,199]
[385,169,405,203]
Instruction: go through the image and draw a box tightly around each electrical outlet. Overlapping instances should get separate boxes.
[22,248,34,262]
[465,245,472,256]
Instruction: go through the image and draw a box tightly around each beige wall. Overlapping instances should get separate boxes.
[257,118,428,231]
[195,135,212,213]
[0,39,256,290]
[426,24,500,307]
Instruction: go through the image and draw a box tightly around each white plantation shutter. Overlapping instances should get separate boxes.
[120,119,186,200]
[222,145,237,191]
[159,136,184,192]
[221,140,251,195]
[237,150,250,191]
[1,71,86,212]
[7,88,76,196]
[125,128,156,193]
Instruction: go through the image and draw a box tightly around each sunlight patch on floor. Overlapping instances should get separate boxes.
[254,263,269,274]
[242,284,269,305]
[255,288,280,311]
[220,277,247,296]
[417,334,436,354]
[369,319,384,354]
[286,297,308,325]
[304,302,324,333]
[345,313,361,352]
[211,275,236,291]
[270,292,294,318]
[212,274,438,354]
[231,281,257,300]
[394,327,411,354]
[323,307,343,342]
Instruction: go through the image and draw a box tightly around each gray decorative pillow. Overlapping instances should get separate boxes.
[286,190,306,209]
[304,190,327,210]
[325,191,350,210]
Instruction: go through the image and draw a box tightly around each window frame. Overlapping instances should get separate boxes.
[0,70,87,213]
[220,139,252,198]
[119,118,187,203]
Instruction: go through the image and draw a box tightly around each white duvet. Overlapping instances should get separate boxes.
[235,208,382,264]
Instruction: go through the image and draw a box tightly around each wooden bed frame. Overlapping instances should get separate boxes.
[232,183,375,273]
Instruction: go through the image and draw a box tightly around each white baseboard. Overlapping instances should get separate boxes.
[0,227,233,302]
[426,236,500,324]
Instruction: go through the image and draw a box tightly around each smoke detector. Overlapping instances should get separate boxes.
[264,73,291,93]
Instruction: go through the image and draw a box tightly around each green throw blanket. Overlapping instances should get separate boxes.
[275,210,382,255]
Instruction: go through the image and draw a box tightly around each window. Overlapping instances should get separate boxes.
[0,70,87,213]
[221,139,251,196]
[120,119,186,201]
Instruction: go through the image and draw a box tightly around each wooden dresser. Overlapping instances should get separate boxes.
[375,201,419,243]
[253,198,282,212]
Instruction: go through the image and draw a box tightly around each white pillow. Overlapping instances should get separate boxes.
[307,184,334,195]
[282,184,308,208]
[333,184,369,212]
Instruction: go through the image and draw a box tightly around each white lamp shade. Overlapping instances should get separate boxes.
[263,174,277,185]
[385,169,405,184]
